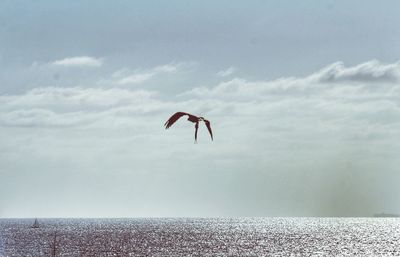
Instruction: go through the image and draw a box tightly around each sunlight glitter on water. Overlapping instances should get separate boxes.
[1,218,400,256]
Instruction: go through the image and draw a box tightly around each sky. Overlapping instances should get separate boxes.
[1,0,400,217]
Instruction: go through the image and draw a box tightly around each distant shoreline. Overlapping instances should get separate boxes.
[373,213,400,218]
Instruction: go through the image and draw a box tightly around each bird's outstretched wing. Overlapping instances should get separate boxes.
[164,112,189,129]
[204,120,213,140]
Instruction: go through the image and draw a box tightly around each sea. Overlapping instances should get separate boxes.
[1,218,400,256]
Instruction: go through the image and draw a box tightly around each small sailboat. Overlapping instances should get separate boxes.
[32,218,40,228]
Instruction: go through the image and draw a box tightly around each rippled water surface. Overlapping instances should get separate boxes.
[1,218,400,256]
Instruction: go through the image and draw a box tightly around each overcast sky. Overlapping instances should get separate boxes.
[1,0,400,218]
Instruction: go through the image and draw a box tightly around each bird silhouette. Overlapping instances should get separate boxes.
[164,112,213,142]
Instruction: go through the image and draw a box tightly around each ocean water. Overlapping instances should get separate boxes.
[1,218,400,256]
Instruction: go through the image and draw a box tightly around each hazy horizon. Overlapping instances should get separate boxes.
[1,0,400,218]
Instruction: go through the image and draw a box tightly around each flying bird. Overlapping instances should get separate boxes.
[164,112,213,142]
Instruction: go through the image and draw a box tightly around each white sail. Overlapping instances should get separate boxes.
[32,218,39,228]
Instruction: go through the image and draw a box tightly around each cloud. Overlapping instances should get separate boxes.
[52,56,103,67]
[114,63,181,85]
[217,67,236,77]
[176,60,400,149]
[1,60,400,217]
[0,87,161,127]
[309,60,400,83]
[2,60,399,130]
[0,109,90,127]
[116,73,155,84]
[153,64,179,73]
[1,61,399,138]
[183,60,400,101]
[180,77,312,101]
[0,87,157,109]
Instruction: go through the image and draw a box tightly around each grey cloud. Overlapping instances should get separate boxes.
[0,87,157,109]
[217,67,236,77]
[182,60,400,102]
[112,63,183,85]
[2,0,400,217]
[0,109,91,127]
[2,60,400,130]
[0,87,162,127]
[51,56,103,67]
[310,60,400,84]
[1,60,400,217]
